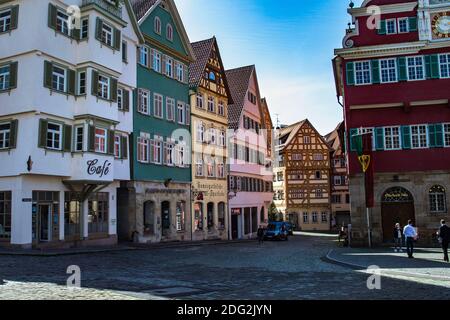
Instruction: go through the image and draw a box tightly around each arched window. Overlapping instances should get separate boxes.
[429,185,447,213]
[143,201,155,235]
[207,202,215,229]
[218,202,226,229]
[209,71,216,81]
[154,17,161,34]
[166,23,173,41]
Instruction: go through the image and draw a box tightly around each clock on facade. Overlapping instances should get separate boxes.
[432,12,450,38]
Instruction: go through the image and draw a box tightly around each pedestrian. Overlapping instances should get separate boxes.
[257,226,265,245]
[437,219,450,262]
[393,223,403,253]
[403,220,417,259]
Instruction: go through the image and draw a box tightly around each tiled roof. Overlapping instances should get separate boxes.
[225,65,255,129]
[189,38,215,87]
[278,120,306,148]
[130,0,158,21]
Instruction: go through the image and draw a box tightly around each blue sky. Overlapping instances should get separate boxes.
[175,0,364,135]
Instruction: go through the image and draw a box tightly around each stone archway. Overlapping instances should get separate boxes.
[381,187,415,242]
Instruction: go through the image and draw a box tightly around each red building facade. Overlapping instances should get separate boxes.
[334,0,450,246]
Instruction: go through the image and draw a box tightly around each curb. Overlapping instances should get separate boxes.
[0,246,137,257]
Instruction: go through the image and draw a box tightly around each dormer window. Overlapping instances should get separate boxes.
[166,23,173,41]
[154,16,161,35]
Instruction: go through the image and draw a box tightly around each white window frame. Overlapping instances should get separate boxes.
[219,130,226,147]
[207,96,215,113]
[94,127,107,154]
[0,123,11,149]
[166,23,173,41]
[137,136,149,163]
[177,63,184,82]
[303,212,309,224]
[386,18,397,35]
[47,122,62,150]
[444,123,450,147]
[430,187,447,213]
[154,16,161,35]
[439,54,450,79]
[153,93,163,119]
[312,212,318,223]
[384,126,402,150]
[139,47,149,66]
[380,58,397,83]
[0,65,10,91]
[217,161,225,178]
[196,154,203,177]
[177,102,185,125]
[117,88,123,110]
[196,94,204,109]
[78,71,86,95]
[398,17,409,33]
[0,9,11,33]
[207,157,215,178]
[334,176,342,186]
[52,66,66,92]
[114,134,121,158]
[101,22,113,47]
[56,10,69,35]
[165,57,173,78]
[152,137,163,164]
[321,212,328,223]
[166,97,175,121]
[411,124,428,149]
[407,56,425,81]
[138,89,150,115]
[98,75,110,100]
[74,125,84,152]
[354,60,371,85]
[81,17,89,39]
[165,140,175,166]
[218,101,225,116]
[197,122,204,143]
[176,143,187,168]
[153,50,161,73]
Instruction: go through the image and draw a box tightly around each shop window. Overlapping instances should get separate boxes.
[0,191,11,239]
[88,192,109,234]
[194,202,203,231]
[207,202,214,230]
[144,201,155,235]
[218,202,225,229]
[430,185,447,213]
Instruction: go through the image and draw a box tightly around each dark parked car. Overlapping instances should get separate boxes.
[284,222,295,235]
[264,222,289,241]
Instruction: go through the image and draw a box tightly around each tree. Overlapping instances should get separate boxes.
[268,202,280,221]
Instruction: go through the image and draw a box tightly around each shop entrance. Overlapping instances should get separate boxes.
[37,204,52,242]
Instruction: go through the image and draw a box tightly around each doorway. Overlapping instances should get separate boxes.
[231,214,238,240]
[161,201,170,236]
[38,204,52,242]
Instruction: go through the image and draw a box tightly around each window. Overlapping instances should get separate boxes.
[114,134,121,158]
[81,18,89,39]
[217,161,225,178]
[74,126,83,152]
[429,185,447,213]
[165,141,175,166]
[248,92,257,104]
[207,157,215,177]
[196,94,204,109]
[152,50,161,72]
[196,154,203,176]
[398,18,409,33]
[117,88,123,110]
[194,202,203,231]
[139,47,148,66]
[101,22,113,47]
[384,126,401,150]
[209,71,216,81]
[98,75,110,100]
[207,96,215,113]
[207,203,214,229]
[0,123,10,149]
[78,71,86,95]
[197,122,205,143]
[122,41,127,62]
[94,128,107,153]
[315,189,323,199]
[407,56,425,80]
[411,125,428,149]
[303,136,311,144]
[0,191,12,239]
[313,153,324,161]
[88,192,109,234]
[47,122,62,150]
[380,59,397,83]
[177,102,185,124]
[209,128,217,145]
[153,93,163,118]
[439,54,450,79]
[315,171,322,179]
[219,131,226,147]
[321,212,328,223]
[138,89,150,115]
[56,10,69,35]
[137,136,149,163]
[0,65,10,91]
[176,202,185,231]
[355,61,371,85]
[165,57,173,78]
[166,23,173,41]
[386,19,397,34]
[52,66,66,92]
[177,63,184,82]
[277,172,284,182]
[312,212,318,223]
[166,98,175,121]
[152,138,163,164]
[334,176,342,186]
[154,17,161,34]
[303,212,309,224]
[176,144,187,167]
[445,123,450,147]
[218,101,225,116]
[218,203,225,229]
[0,9,11,33]
[332,194,342,204]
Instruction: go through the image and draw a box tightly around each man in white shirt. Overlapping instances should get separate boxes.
[403,220,417,259]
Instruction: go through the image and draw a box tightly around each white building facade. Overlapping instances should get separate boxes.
[0,0,142,248]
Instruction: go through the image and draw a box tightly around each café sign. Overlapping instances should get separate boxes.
[87,159,112,178]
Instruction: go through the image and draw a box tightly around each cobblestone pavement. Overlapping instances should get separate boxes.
[1,234,449,300]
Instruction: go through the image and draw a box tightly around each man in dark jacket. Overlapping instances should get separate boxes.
[437,220,450,262]
[257,226,265,245]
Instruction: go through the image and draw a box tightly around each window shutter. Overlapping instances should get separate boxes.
[183,65,188,84]
[9,61,18,89]
[375,127,385,151]
[48,3,57,30]
[401,125,411,149]
[44,61,53,89]
[435,124,444,147]
[161,55,166,75]
[408,17,418,32]
[349,129,358,152]
[430,54,440,79]
[108,130,115,155]
[122,41,128,62]
[173,60,178,79]
[71,27,80,41]
[346,62,355,86]
[429,124,437,148]
[121,136,128,159]
[9,119,18,149]
[95,18,103,41]
[88,125,95,152]
[113,28,121,51]
[10,5,19,30]
[68,69,76,95]
[123,89,130,111]
[397,57,407,81]
[110,78,118,102]
[377,20,386,35]
[425,55,432,79]
[137,88,142,112]
[38,119,48,148]
[186,105,190,126]
[371,60,380,84]
[150,49,155,69]
[91,70,99,96]
[63,124,72,152]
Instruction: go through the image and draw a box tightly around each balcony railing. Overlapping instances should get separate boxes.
[81,0,123,19]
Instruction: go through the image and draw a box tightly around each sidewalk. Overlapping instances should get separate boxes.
[325,246,450,286]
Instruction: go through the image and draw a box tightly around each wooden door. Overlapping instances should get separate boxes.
[381,202,415,242]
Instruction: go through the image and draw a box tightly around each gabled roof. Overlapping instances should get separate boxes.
[225,65,256,129]
[189,37,233,103]
[277,119,330,151]
[130,0,196,62]
[123,0,145,44]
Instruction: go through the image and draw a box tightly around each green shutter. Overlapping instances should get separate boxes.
[121,136,128,159]
[409,17,418,32]
[95,18,103,41]
[68,69,76,95]
[9,119,18,149]
[88,125,95,152]
[346,62,355,86]
[110,78,118,102]
[44,61,53,89]
[10,5,19,30]
[371,60,380,84]
[123,89,130,111]
[377,20,386,35]
[429,124,437,148]
[71,27,80,41]
[38,119,48,148]
[108,130,115,155]
[397,57,407,81]
[375,127,385,151]
[425,55,432,79]
[435,124,444,147]
[113,28,121,51]
[401,125,411,149]
[63,125,72,152]
[9,61,18,89]
[430,54,440,79]
[91,70,99,96]
[349,128,358,152]
[48,3,57,30]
